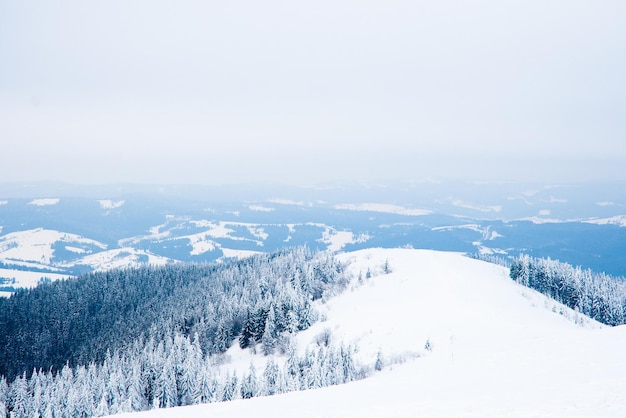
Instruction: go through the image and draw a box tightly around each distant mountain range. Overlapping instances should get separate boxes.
[1,180,625,293]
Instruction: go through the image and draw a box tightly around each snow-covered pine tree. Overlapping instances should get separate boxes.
[374,349,384,371]
[127,362,148,412]
[27,369,44,418]
[262,359,280,396]
[284,342,301,391]
[193,360,217,405]
[0,376,7,418]
[240,363,258,399]
[262,304,279,355]
[340,344,357,383]
[155,355,177,409]
[8,372,31,418]
[239,314,255,349]
[220,371,238,402]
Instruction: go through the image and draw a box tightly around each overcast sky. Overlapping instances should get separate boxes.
[1,1,625,185]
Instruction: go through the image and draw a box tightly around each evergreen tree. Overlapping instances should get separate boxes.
[239,314,255,350]
[214,322,233,353]
[94,392,110,417]
[0,376,8,418]
[383,259,391,274]
[220,372,238,402]
[262,304,278,355]
[28,369,44,418]
[155,356,177,409]
[8,372,31,418]
[194,361,216,405]
[305,349,322,389]
[340,345,357,383]
[127,363,147,412]
[374,350,384,371]
[240,363,258,399]
[262,359,280,396]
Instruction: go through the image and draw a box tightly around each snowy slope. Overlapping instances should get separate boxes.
[0,228,107,265]
[111,248,626,418]
[62,248,174,271]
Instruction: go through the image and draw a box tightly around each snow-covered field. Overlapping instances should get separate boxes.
[63,248,172,271]
[0,268,70,292]
[111,248,626,418]
[0,228,107,267]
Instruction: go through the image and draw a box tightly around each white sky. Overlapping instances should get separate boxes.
[1,1,625,185]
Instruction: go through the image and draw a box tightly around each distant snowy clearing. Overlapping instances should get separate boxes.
[0,228,107,266]
[335,203,430,216]
[0,268,70,292]
[98,199,125,209]
[66,248,172,271]
[267,198,307,206]
[317,225,369,252]
[451,199,502,213]
[248,205,275,212]
[220,248,262,259]
[585,215,626,227]
[112,248,626,418]
[28,198,60,206]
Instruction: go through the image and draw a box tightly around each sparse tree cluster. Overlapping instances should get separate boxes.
[510,255,626,326]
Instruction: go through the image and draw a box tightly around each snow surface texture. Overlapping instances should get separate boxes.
[113,248,626,417]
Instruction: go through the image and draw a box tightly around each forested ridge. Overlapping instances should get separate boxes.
[0,247,349,381]
[509,255,626,326]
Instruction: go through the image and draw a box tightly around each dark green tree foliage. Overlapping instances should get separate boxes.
[0,248,348,382]
[510,255,626,326]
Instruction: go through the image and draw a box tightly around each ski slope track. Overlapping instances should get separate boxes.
[111,248,626,417]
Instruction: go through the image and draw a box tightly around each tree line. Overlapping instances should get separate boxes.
[509,254,626,326]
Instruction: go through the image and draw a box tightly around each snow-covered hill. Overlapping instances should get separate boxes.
[2,179,626,294]
[0,228,107,266]
[111,248,626,417]
[61,247,173,271]
[0,228,179,288]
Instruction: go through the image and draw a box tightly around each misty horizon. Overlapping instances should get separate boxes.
[1,1,625,185]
